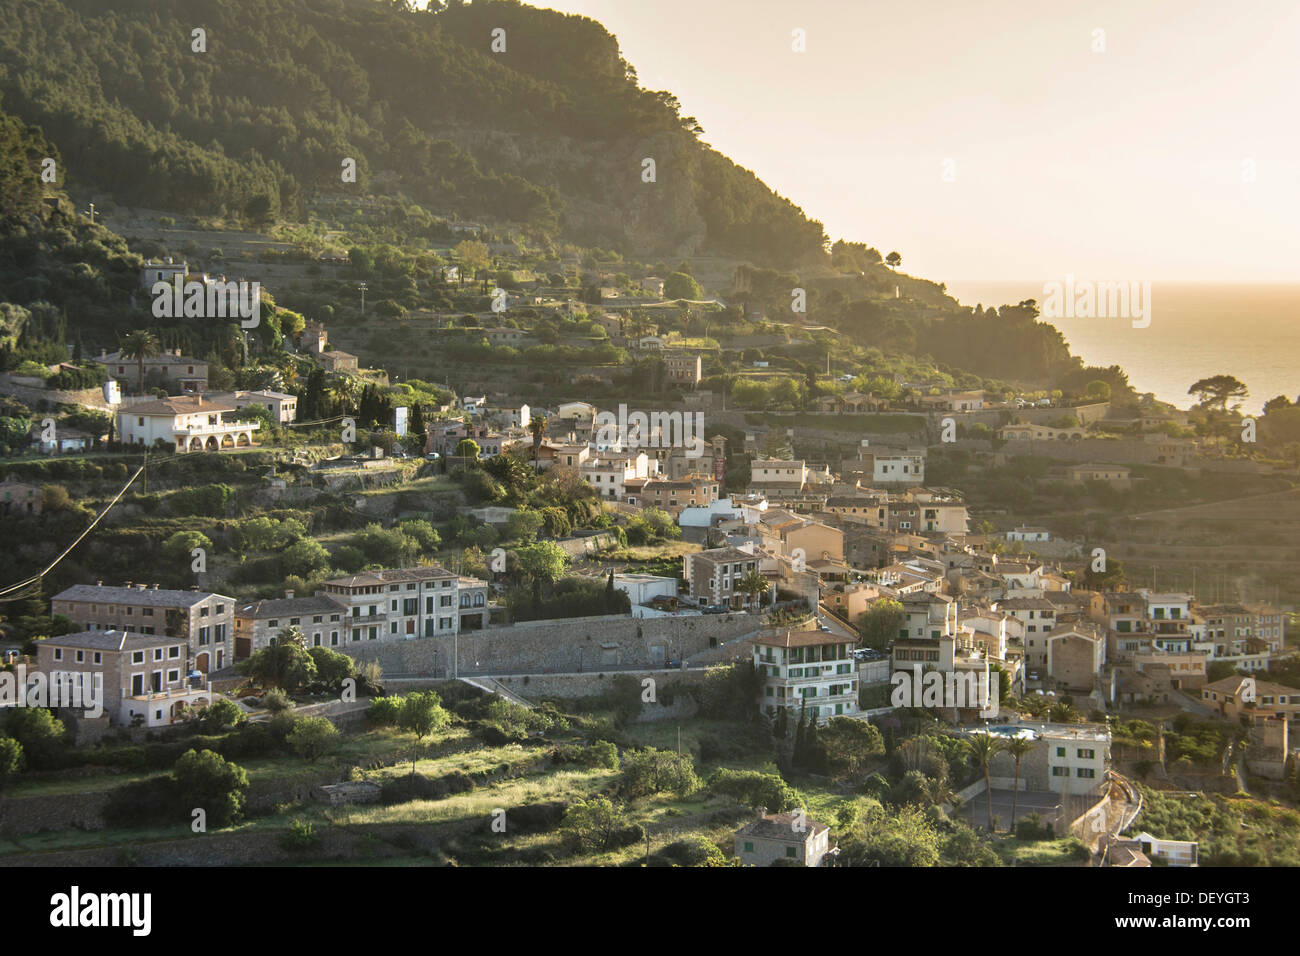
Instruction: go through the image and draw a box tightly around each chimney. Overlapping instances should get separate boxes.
[756,806,768,820]
[285,590,294,600]
[124,580,132,588]
[96,580,103,587]
[152,583,160,590]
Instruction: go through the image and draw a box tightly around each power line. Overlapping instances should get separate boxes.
[0,462,144,603]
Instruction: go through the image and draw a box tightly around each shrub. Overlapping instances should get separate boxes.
[263,688,293,714]
[621,748,701,798]
[1015,811,1054,841]
[552,739,619,770]
[279,819,322,853]
[656,835,728,867]
[367,696,405,726]
[286,717,339,762]
[707,768,800,812]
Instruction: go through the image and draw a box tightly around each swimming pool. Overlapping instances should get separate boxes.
[985,726,1037,739]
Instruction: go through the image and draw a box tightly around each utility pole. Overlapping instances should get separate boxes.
[83,202,96,224]
[358,281,368,317]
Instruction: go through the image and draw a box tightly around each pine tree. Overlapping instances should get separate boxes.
[793,700,807,766]
[804,710,821,771]
[409,402,426,447]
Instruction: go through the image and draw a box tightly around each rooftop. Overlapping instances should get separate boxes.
[54,583,228,608]
[41,629,179,651]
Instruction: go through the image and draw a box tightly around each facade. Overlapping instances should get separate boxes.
[1043,727,1110,795]
[139,258,188,288]
[36,630,215,727]
[734,811,832,867]
[623,475,719,515]
[612,574,680,617]
[96,348,207,393]
[580,452,650,500]
[233,593,349,657]
[207,389,299,423]
[320,566,490,643]
[1201,676,1300,726]
[753,630,858,721]
[662,349,703,387]
[0,479,42,516]
[117,395,259,452]
[1066,463,1132,488]
[1045,625,1106,692]
[317,350,358,372]
[684,546,763,610]
[858,447,925,485]
[750,459,809,491]
[50,583,235,674]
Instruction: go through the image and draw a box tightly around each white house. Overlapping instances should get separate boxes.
[206,389,298,424]
[857,443,926,485]
[1006,526,1051,543]
[117,396,259,452]
[1043,726,1110,795]
[139,258,188,289]
[580,452,650,500]
[613,573,680,617]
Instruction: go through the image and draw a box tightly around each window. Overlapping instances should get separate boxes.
[1078,748,1095,759]
[1055,747,1065,757]
[785,847,797,858]
[75,650,84,663]
[743,841,754,853]
[169,646,179,659]
[168,669,179,683]
[54,648,63,661]
[93,652,101,664]
[132,651,144,664]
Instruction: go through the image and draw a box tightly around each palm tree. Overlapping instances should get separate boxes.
[528,413,548,471]
[1048,701,1080,724]
[735,569,769,610]
[119,330,161,395]
[1005,736,1034,831]
[965,733,1006,831]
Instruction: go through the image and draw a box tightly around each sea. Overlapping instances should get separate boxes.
[941,281,1300,414]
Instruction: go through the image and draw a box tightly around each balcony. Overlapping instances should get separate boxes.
[125,678,208,703]
[176,419,261,437]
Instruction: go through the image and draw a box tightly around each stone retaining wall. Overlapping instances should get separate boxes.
[342,612,760,676]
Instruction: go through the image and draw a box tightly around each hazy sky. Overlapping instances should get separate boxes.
[530,0,1300,284]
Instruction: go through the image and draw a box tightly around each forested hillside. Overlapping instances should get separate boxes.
[0,0,827,266]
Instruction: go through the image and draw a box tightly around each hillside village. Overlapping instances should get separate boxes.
[1,247,1298,867]
[0,0,1297,875]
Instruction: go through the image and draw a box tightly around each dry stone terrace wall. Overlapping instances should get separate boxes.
[340,613,761,676]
